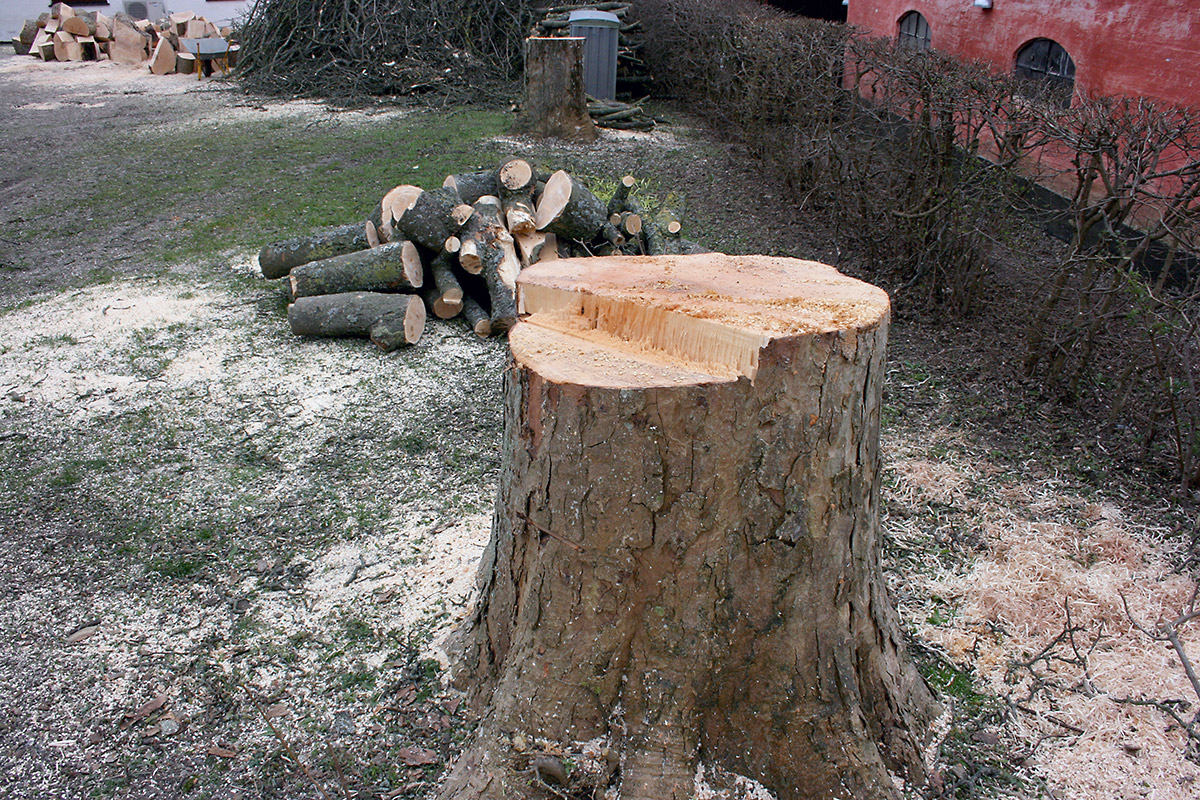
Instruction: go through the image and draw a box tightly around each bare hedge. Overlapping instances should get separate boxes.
[235,0,539,102]
[637,0,1200,489]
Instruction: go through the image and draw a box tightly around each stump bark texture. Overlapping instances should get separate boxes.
[510,37,598,143]
[441,254,938,800]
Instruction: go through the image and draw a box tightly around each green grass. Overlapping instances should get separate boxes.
[46,109,510,272]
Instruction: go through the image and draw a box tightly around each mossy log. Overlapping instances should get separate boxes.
[388,186,460,252]
[428,251,465,319]
[288,240,423,299]
[440,254,938,800]
[444,171,500,205]
[258,223,370,280]
[534,170,609,242]
[288,292,425,351]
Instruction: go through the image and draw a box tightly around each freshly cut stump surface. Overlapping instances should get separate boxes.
[442,254,938,800]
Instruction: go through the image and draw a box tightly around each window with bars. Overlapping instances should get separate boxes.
[897,11,931,50]
[1015,38,1076,107]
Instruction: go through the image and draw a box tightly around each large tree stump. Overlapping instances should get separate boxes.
[510,37,598,143]
[440,254,938,800]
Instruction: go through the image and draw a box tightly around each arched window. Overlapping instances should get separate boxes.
[1015,38,1076,106]
[897,11,931,50]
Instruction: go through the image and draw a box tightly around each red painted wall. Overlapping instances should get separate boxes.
[846,0,1200,107]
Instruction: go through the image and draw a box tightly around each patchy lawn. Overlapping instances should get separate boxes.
[0,51,1196,800]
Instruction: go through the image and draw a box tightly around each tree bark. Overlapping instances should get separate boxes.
[511,37,598,143]
[440,254,937,800]
[287,292,424,352]
[444,171,500,205]
[534,170,609,242]
[388,186,460,252]
[288,240,423,299]
[258,223,370,280]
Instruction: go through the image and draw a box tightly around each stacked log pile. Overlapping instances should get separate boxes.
[12,3,237,76]
[586,97,659,132]
[257,158,708,351]
[531,2,656,117]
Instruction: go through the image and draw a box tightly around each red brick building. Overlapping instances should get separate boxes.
[846,0,1200,108]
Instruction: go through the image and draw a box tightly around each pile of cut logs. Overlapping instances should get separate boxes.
[531,2,658,130]
[258,159,707,351]
[12,3,237,76]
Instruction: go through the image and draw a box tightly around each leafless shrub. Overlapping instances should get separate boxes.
[1017,97,1200,486]
[639,0,1200,486]
[235,0,539,103]
[638,0,1030,315]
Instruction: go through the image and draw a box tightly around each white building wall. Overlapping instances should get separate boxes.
[3,1,256,40]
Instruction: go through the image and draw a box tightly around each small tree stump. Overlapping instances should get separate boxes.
[441,254,938,800]
[510,37,598,143]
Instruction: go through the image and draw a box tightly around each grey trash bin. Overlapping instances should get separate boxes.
[569,10,620,101]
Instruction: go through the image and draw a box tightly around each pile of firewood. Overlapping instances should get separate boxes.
[257,159,707,351]
[531,3,653,105]
[12,3,237,76]
[586,97,659,132]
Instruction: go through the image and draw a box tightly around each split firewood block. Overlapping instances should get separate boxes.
[110,16,150,64]
[288,292,425,352]
[61,14,94,37]
[441,253,938,799]
[149,37,175,74]
[258,223,371,280]
[52,31,83,61]
[183,19,208,39]
[29,29,52,58]
[288,240,424,299]
[168,11,195,35]
[78,35,98,60]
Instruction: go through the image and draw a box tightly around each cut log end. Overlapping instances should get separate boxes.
[498,158,535,193]
[516,254,890,385]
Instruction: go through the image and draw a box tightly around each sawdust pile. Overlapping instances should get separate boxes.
[887,434,1200,800]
